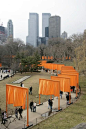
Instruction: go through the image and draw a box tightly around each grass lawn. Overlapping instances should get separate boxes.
[31,75,86,129]
[0,71,51,113]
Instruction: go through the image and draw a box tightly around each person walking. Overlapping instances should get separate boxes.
[49,99,53,110]
[18,106,23,120]
[60,91,63,99]
[20,82,23,87]
[15,107,18,119]
[3,111,7,124]
[1,75,2,79]
[33,102,36,112]
[48,99,50,109]
[30,101,33,112]
[22,83,24,87]
[29,86,32,95]
[1,111,4,124]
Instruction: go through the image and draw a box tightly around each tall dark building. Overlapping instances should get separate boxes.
[45,27,49,37]
[49,16,61,38]
[0,26,5,34]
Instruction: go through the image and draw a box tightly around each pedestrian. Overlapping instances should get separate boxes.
[29,86,32,95]
[72,86,75,93]
[3,111,7,124]
[18,106,23,120]
[22,83,24,87]
[1,111,4,124]
[66,93,70,105]
[15,107,18,119]
[1,75,2,78]
[49,99,53,110]
[60,91,63,99]
[30,101,33,112]
[48,99,50,109]
[33,102,36,112]
[20,82,23,87]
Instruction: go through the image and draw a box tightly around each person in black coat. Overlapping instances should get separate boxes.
[18,106,23,120]
[49,99,53,110]
[30,101,33,112]
[29,86,32,95]
[60,91,63,99]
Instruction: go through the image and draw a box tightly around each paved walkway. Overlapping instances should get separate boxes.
[0,93,76,129]
[13,76,31,84]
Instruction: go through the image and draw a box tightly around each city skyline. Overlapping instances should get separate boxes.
[0,0,86,43]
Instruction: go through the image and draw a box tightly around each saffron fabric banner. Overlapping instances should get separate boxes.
[58,74,77,87]
[61,66,74,70]
[51,76,70,92]
[39,79,60,97]
[6,84,27,109]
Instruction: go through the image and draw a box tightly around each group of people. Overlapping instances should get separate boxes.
[48,99,53,110]
[15,106,23,120]
[30,101,36,112]
[1,106,23,124]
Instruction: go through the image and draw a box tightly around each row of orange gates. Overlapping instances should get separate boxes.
[6,61,79,128]
[42,56,71,60]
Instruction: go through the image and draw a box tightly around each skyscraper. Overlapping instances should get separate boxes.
[42,13,51,37]
[26,13,39,47]
[61,31,67,39]
[7,20,13,38]
[49,16,61,38]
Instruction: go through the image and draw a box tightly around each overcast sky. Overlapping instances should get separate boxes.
[0,0,86,43]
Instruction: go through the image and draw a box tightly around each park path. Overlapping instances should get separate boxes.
[0,93,76,129]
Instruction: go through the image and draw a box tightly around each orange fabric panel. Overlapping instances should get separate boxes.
[64,78,70,92]
[53,64,58,70]
[14,88,27,109]
[45,56,47,59]
[61,73,79,88]
[69,57,71,59]
[51,76,63,91]
[51,76,70,92]
[0,63,2,67]
[58,74,77,87]
[39,79,60,97]
[61,66,74,70]
[61,70,77,73]
[61,72,79,84]
[39,79,43,94]
[53,81,60,96]
[66,57,68,59]
[22,89,27,109]
[42,56,45,60]
[48,56,51,60]
[42,79,47,95]
[6,84,14,104]
[51,56,53,60]
[57,64,65,70]
[6,84,28,109]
